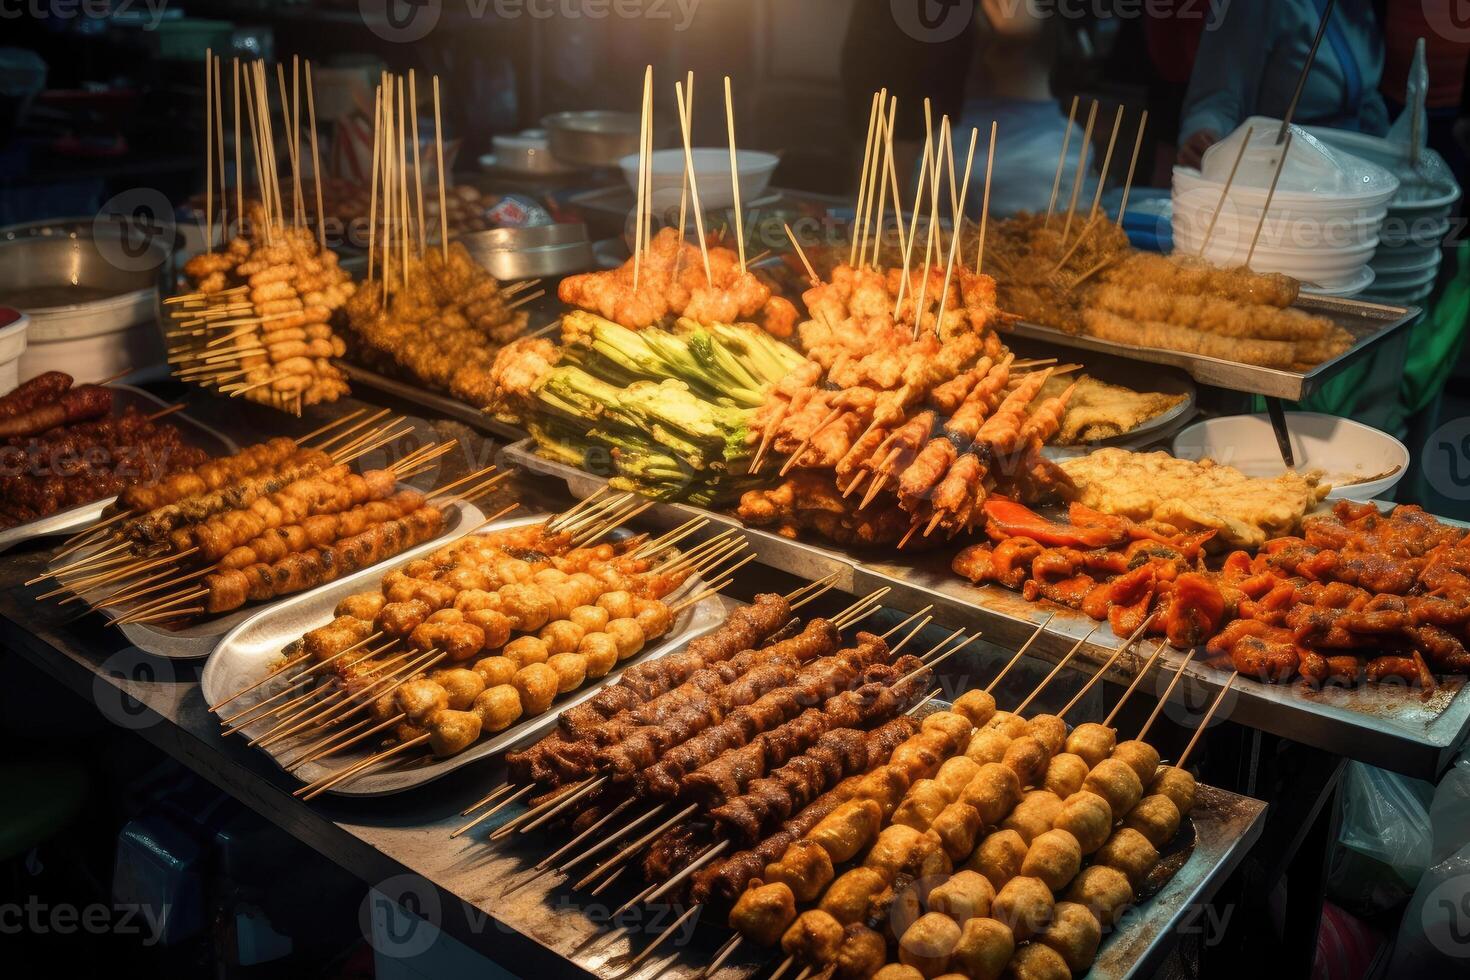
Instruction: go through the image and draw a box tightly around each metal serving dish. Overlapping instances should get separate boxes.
[51,496,485,661]
[0,384,236,553]
[1003,294,1420,401]
[198,512,727,796]
[503,440,1470,780]
[542,110,674,170]
[458,223,595,281]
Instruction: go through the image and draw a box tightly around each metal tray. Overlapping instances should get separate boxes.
[198,512,727,796]
[503,439,1470,781]
[1003,294,1419,400]
[340,362,526,443]
[1011,349,1198,451]
[0,384,237,554]
[52,497,485,661]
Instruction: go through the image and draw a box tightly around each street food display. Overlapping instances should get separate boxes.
[1034,373,1188,446]
[0,374,211,530]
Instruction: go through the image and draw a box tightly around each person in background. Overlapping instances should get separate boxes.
[1178,0,1388,167]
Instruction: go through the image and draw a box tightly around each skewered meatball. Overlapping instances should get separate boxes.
[1043,753,1090,799]
[539,620,585,655]
[819,867,886,923]
[547,652,588,693]
[811,799,883,862]
[931,802,983,861]
[936,757,982,798]
[728,881,795,947]
[1025,714,1067,755]
[454,589,501,612]
[1001,791,1063,844]
[568,604,610,633]
[597,590,636,620]
[966,729,1013,765]
[1083,758,1144,817]
[1151,766,1197,815]
[967,829,1029,890]
[928,870,995,923]
[865,824,925,879]
[1005,940,1071,980]
[632,597,673,638]
[953,689,998,727]
[1054,791,1114,855]
[992,875,1054,941]
[397,678,448,723]
[960,763,1022,825]
[894,779,950,832]
[464,610,512,651]
[427,708,482,756]
[471,685,523,733]
[336,592,386,620]
[427,608,464,625]
[782,910,844,965]
[378,599,431,637]
[951,917,1014,980]
[1039,901,1102,972]
[499,584,557,630]
[1125,794,1182,848]
[1095,827,1159,887]
[766,840,835,903]
[472,656,517,687]
[1021,829,1083,891]
[1002,736,1048,788]
[835,924,888,980]
[899,912,961,978]
[512,663,558,715]
[578,632,620,677]
[606,617,646,660]
[503,636,549,668]
[1064,722,1115,768]
[874,967,925,980]
[1111,739,1161,785]
[922,711,975,744]
[1066,865,1134,928]
[987,711,1030,739]
[429,668,485,710]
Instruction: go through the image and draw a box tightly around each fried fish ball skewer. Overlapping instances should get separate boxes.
[114,436,302,513]
[218,489,428,569]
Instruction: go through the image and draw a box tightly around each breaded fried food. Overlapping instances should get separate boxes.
[1033,374,1188,444]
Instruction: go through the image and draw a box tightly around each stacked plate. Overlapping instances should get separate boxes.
[1306,127,1460,307]
[1171,117,1398,297]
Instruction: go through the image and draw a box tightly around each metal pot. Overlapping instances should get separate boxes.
[542,110,674,169]
[457,223,594,281]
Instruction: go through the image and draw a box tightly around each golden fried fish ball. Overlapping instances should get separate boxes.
[817,866,884,923]
[335,591,385,620]
[427,608,464,625]
[766,839,835,903]
[960,762,1022,825]
[899,912,961,978]
[547,652,589,694]
[922,711,975,745]
[1024,714,1067,755]
[781,910,844,965]
[992,875,1054,942]
[1021,828,1083,891]
[1005,940,1071,980]
[893,779,950,832]
[1111,739,1162,785]
[873,967,925,980]
[966,728,1014,765]
[936,756,983,799]
[953,689,998,727]
[568,604,610,633]
[502,636,549,668]
[512,663,558,715]
[596,589,636,620]
[1065,722,1116,768]
[1039,900,1102,972]
[967,829,1029,890]
[1002,735,1049,788]
[472,656,517,687]
[931,802,983,861]
[538,619,585,655]
[396,678,448,724]
[471,685,523,733]
[578,632,620,677]
[1094,827,1159,887]
[427,708,482,757]
[1151,766,1197,815]
[927,870,995,923]
[1043,753,1091,799]
[865,824,925,879]
[1054,791,1114,855]
[1083,758,1144,817]
[605,617,646,660]
[728,881,794,947]
[1066,865,1134,928]
[951,917,1014,980]
[987,711,1030,739]
[1001,790,1063,845]
[428,667,486,710]
[1125,793,1182,848]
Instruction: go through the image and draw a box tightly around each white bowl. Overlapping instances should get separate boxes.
[0,308,29,394]
[1297,264,1375,297]
[1304,127,1462,218]
[1370,246,1441,274]
[1173,412,1408,501]
[1173,164,1399,217]
[620,148,779,212]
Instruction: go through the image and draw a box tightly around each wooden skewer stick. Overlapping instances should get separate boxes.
[1245,131,1292,270]
[433,75,448,261]
[974,120,997,275]
[204,49,214,253]
[784,224,819,285]
[912,110,946,339]
[298,733,430,800]
[570,803,697,890]
[850,91,882,268]
[1103,639,1171,727]
[1279,0,1335,142]
[860,93,894,271]
[674,70,694,272]
[633,65,653,290]
[367,83,382,281]
[1060,99,1098,243]
[1177,671,1239,768]
[1087,105,1125,222]
[933,126,979,332]
[1138,650,1197,742]
[984,613,1059,694]
[409,69,426,254]
[778,405,843,477]
[1057,617,1154,719]
[881,95,909,260]
[673,79,713,286]
[1045,95,1080,226]
[1198,124,1253,257]
[305,61,327,249]
[893,108,933,317]
[1116,109,1148,227]
[233,58,243,233]
[724,75,746,273]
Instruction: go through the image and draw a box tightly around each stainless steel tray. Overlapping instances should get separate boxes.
[52,497,485,661]
[340,362,526,443]
[503,439,1470,780]
[0,384,237,553]
[1003,294,1419,400]
[198,512,727,796]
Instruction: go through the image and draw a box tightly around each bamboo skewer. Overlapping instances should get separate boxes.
[633,65,653,290]
[305,61,327,248]
[1245,132,1292,269]
[204,49,214,252]
[433,76,448,261]
[1060,100,1098,243]
[673,79,713,286]
[724,75,747,273]
[1045,95,1080,226]
[933,126,979,332]
[1199,124,1254,258]
[409,69,426,254]
[974,120,997,275]
[1087,105,1125,222]
[1116,109,1148,227]
[850,91,882,268]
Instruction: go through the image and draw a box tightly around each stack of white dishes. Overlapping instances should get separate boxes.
[1172,117,1398,297]
[1306,127,1459,307]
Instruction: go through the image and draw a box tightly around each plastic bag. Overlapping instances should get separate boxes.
[1386,748,1470,974]
[1327,761,1434,916]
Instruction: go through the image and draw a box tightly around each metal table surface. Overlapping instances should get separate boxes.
[0,387,1268,980]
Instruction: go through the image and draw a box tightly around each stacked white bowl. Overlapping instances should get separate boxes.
[1171,117,1398,297]
[1306,127,1460,307]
